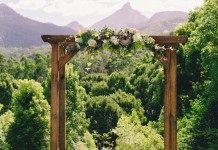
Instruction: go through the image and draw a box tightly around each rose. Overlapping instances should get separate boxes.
[133,33,142,42]
[110,36,119,45]
[120,38,130,46]
[87,39,97,47]
[130,28,138,33]
[75,38,83,43]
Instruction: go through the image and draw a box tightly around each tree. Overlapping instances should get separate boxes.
[80,73,108,94]
[65,65,90,148]
[6,79,50,150]
[107,72,128,94]
[0,73,14,114]
[86,91,146,148]
[0,111,14,150]
[113,111,164,150]
[130,63,164,121]
[5,58,23,79]
[0,54,6,73]
[33,53,49,83]
[20,56,36,79]
[90,81,109,96]
[175,0,218,149]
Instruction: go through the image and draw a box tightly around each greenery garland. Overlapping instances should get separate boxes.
[64,27,165,56]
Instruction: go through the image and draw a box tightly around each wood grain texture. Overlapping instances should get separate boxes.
[59,46,66,150]
[164,48,177,150]
[50,43,59,150]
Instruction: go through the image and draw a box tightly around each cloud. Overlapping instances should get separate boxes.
[8,0,47,10]
[7,0,204,17]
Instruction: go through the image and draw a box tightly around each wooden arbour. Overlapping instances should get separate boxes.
[41,35,187,150]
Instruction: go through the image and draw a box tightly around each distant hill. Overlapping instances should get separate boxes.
[66,21,86,32]
[140,11,188,35]
[90,2,148,29]
[0,3,188,48]
[0,3,76,48]
[89,3,187,35]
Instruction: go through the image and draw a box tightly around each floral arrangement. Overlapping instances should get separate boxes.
[65,27,165,56]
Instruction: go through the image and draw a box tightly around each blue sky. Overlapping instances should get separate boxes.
[0,0,204,27]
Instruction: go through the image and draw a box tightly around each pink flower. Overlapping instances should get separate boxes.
[130,28,138,33]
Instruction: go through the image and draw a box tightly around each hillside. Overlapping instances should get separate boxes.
[0,3,76,48]
[66,21,86,32]
[140,11,188,35]
[89,3,187,35]
[0,3,188,48]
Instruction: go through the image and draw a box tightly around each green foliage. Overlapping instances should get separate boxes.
[0,53,50,83]
[113,111,164,150]
[0,73,14,114]
[33,53,50,83]
[0,45,50,59]
[86,91,146,148]
[90,81,109,96]
[81,73,108,94]
[175,0,218,149]
[81,131,96,149]
[86,95,124,135]
[130,62,164,121]
[66,65,90,148]
[109,91,146,124]
[6,80,50,150]
[107,72,128,93]
[20,56,36,79]
[0,111,14,150]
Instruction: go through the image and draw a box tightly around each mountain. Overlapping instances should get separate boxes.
[0,3,76,48]
[66,21,85,32]
[89,3,187,35]
[90,2,148,29]
[140,11,188,35]
[0,3,188,48]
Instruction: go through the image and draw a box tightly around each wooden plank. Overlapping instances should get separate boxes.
[41,35,75,43]
[169,49,177,150]
[59,46,66,150]
[152,36,187,45]
[50,43,59,150]
[164,48,171,150]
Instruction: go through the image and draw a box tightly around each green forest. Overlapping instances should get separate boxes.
[0,0,217,149]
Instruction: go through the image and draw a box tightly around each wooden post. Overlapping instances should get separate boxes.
[50,43,59,150]
[59,46,66,150]
[164,48,177,150]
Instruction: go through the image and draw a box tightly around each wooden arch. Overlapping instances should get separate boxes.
[41,35,187,150]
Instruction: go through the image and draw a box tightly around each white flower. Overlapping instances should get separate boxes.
[110,36,119,45]
[133,33,142,42]
[75,38,83,43]
[87,39,97,47]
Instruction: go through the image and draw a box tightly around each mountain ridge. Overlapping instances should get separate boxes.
[140,11,188,35]
[0,3,76,48]
[90,2,148,29]
[0,3,188,48]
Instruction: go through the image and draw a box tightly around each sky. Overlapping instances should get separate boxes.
[0,0,204,27]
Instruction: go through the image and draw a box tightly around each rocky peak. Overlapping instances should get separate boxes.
[122,2,131,9]
[0,3,18,17]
